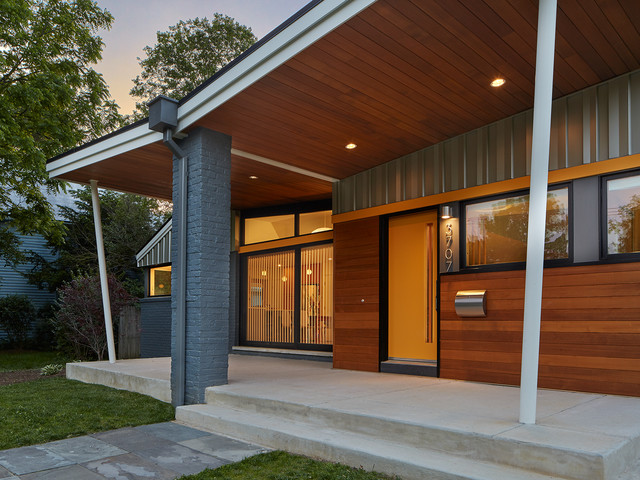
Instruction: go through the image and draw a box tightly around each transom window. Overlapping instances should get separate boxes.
[242,208,332,245]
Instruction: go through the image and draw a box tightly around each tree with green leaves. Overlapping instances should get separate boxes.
[26,187,170,297]
[0,0,122,268]
[130,13,256,115]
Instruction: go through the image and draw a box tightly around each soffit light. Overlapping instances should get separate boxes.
[249,175,258,179]
[491,78,506,87]
[345,143,357,150]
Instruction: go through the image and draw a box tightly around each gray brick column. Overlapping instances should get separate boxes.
[171,127,231,404]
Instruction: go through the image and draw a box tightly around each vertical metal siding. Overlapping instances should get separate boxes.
[334,70,640,214]
[137,226,172,267]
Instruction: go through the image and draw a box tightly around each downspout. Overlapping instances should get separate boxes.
[147,95,187,406]
[162,129,187,407]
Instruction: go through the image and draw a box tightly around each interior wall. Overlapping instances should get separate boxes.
[439,262,640,397]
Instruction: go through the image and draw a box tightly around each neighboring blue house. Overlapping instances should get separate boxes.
[0,190,76,341]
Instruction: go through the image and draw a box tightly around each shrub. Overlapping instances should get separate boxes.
[40,363,64,375]
[32,303,59,350]
[54,274,136,360]
[0,295,35,347]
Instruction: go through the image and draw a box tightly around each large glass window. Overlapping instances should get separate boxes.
[300,245,333,345]
[245,244,334,347]
[244,214,295,245]
[465,188,569,266]
[606,173,640,255]
[149,266,171,296]
[246,250,295,343]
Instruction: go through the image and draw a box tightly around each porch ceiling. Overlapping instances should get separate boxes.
[50,0,640,209]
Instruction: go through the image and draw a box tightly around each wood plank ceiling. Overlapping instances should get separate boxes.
[60,0,640,209]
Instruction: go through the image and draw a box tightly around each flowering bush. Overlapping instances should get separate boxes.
[55,274,135,360]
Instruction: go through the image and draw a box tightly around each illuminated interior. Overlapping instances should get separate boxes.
[150,266,172,296]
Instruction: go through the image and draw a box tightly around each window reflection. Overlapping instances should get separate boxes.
[466,188,569,266]
[607,174,640,254]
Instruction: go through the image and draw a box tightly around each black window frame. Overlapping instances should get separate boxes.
[240,199,332,247]
[600,168,640,261]
[460,183,573,272]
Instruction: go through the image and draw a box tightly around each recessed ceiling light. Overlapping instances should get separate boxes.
[249,175,258,179]
[345,143,357,150]
[491,78,506,87]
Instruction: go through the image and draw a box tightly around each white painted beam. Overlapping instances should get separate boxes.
[90,180,117,364]
[519,0,558,425]
[232,149,338,182]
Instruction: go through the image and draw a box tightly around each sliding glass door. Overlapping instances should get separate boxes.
[243,243,333,349]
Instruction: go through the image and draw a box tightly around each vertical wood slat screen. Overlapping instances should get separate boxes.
[300,245,334,345]
[247,250,295,343]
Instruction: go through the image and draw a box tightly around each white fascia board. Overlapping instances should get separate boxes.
[177,0,377,131]
[135,218,173,263]
[46,123,163,178]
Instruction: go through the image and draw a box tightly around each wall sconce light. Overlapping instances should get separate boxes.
[281,276,288,282]
[441,205,453,219]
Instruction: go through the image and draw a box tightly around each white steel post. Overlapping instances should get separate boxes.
[90,180,117,364]
[519,0,558,424]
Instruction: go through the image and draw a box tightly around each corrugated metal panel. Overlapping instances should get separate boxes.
[136,220,172,267]
[334,70,640,214]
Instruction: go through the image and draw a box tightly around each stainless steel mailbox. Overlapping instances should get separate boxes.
[455,290,487,318]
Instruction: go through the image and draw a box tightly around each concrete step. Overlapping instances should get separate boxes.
[177,402,563,480]
[199,388,614,480]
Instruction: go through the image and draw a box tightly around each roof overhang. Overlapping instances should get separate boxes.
[46,0,640,209]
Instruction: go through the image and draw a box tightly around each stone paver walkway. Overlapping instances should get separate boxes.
[0,422,269,479]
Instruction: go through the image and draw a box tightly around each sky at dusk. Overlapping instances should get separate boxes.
[94,0,310,114]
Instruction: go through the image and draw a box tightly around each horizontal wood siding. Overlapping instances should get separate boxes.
[440,262,640,396]
[333,218,380,372]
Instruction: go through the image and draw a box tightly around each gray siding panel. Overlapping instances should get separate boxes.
[0,233,57,341]
[140,297,171,358]
[334,70,640,214]
[0,233,57,309]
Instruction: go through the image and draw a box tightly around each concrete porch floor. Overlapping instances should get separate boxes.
[68,355,640,479]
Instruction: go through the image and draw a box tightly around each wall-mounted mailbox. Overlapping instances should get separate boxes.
[455,290,487,318]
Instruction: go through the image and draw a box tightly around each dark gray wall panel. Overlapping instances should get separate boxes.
[140,297,171,358]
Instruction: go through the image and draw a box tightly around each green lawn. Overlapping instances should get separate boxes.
[0,350,62,371]
[0,377,174,449]
[178,451,398,480]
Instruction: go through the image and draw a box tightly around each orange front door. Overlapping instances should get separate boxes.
[388,211,438,361]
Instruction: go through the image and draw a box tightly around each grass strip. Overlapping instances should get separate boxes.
[0,377,174,449]
[0,350,62,371]
[178,451,399,480]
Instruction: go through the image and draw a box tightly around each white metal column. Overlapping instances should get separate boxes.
[519,0,558,424]
[90,180,116,364]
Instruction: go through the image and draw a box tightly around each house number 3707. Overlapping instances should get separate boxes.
[445,223,453,272]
